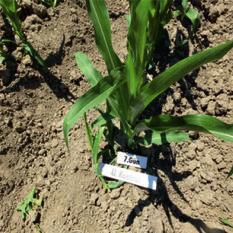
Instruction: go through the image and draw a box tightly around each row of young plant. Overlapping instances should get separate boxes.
[63,0,233,189]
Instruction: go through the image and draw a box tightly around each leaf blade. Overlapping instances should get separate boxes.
[86,0,121,72]
[139,131,190,145]
[63,76,123,147]
[137,114,233,142]
[75,52,103,87]
[126,0,151,96]
[132,40,233,119]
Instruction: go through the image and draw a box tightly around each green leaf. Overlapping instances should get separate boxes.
[16,187,42,221]
[107,180,124,189]
[219,217,233,228]
[228,165,233,178]
[159,0,172,15]
[126,0,151,96]
[186,8,199,27]
[0,52,6,64]
[137,114,233,142]
[91,127,109,188]
[0,1,46,68]
[41,0,59,7]
[63,75,123,147]
[125,14,131,28]
[139,131,190,145]
[0,0,25,40]
[181,0,189,12]
[86,0,129,123]
[131,40,233,119]
[23,42,46,68]
[75,52,103,87]
[84,113,94,147]
[91,111,114,129]
[92,127,104,165]
[0,38,15,45]
[86,0,121,72]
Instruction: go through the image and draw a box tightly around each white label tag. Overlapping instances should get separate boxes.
[117,151,148,169]
[100,163,157,190]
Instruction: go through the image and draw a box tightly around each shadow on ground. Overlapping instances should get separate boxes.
[0,34,75,101]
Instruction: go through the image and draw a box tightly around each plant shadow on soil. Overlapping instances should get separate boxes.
[123,27,222,232]
[125,144,225,233]
[1,24,74,101]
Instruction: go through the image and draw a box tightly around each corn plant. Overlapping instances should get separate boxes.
[64,0,233,188]
[0,0,45,67]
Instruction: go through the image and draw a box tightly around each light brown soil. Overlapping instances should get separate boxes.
[0,1,233,233]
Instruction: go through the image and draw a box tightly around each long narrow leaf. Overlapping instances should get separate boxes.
[86,0,130,123]
[139,131,190,145]
[86,0,121,72]
[131,40,233,119]
[63,76,123,147]
[75,52,103,87]
[126,0,151,96]
[136,114,233,142]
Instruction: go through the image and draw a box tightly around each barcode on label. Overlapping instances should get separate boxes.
[100,163,157,190]
[117,151,148,169]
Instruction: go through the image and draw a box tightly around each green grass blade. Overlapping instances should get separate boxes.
[86,0,121,72]
[75,52,103,87]
[137,114,233,142]
[63,76,123,147]
[139,131,190,145]
[131,40,233,119]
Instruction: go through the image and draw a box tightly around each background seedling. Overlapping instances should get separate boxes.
[174,0,200,31]
[0,0,46,67]
[17,188,44,233]
[16,187,43,221]
[64,0,233,188]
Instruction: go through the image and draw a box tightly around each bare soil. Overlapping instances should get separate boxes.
[1,1,233,233]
